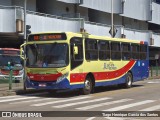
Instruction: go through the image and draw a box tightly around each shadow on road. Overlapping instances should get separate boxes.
[15,84,144,98]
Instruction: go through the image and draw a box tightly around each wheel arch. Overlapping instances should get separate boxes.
[128,70,133,81]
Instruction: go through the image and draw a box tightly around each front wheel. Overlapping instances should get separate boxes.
[47,90,57,95]
[82,76,93,95]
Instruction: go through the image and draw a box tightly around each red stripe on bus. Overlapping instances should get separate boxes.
[27,73,62,82]
[70,60,136,83]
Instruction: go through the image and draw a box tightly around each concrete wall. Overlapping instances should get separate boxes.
[26,13,80,33]
[0,9,16,32]
[80,0,122,13]
[0,0,11,6]
[149,2,160,25]
[12,0,36,11]
[57,0,80,3]
[121,0,151,21]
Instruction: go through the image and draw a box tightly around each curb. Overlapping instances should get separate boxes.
[0,89,47,97]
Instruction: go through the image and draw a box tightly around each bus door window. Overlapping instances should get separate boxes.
[98,40,110,60]
[122,43,131,60]
[70,37,83,70]
[85,39,98,60]
[111,42,121,60]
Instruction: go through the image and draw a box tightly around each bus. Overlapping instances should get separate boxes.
[20,32,149,94]
[0,48,24,83]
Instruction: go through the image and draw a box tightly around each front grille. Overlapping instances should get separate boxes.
[1,70,19,75]
[30,80,56,86]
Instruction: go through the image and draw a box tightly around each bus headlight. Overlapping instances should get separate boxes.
[57,72,69,83]
[19,69,24,75]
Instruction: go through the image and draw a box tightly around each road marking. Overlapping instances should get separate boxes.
[10,98,55,104]
[0,92,47,100]
[102,100,155,111]
[53,97,111,108]
[0,95,19,99]
[105,117,125,120]
[76,99,132,110]
[31,96,91,107]
[0,96,38,103]
[86,117,96,120]
[139,104,160,111]
[147,82,160,84]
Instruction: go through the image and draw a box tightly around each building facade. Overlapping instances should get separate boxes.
[0,0,160,66]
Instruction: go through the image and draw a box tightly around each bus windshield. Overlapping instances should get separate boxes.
[0,55,22,70]
[26,43,69,68]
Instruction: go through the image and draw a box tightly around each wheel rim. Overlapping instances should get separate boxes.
[127,75,132,86]
[84,79,91,91]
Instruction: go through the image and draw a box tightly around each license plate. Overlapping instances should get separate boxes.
[39,83,46,87]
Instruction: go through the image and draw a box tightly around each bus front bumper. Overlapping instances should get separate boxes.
[25,78,70,90]
[0,74,23,81]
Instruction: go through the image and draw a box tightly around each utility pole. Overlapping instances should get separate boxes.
[23,0,27,90]
[24,0,27,40]
[111,0,113,38]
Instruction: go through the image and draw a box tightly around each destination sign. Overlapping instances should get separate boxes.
[28,33,67,41]
[0,50,19,55]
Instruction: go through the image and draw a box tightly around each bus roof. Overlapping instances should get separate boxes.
[29,31,146,44]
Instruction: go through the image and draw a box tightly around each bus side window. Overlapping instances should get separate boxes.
[98,40,110,60]
[122,43,131,60]
[111,42,121,60]
[131,44,140,60]
[140,44,147,60]
[85,39,98,60]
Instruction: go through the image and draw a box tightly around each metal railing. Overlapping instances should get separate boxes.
[149,66,160,78]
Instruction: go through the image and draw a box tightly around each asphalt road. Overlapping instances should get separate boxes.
[0,79,160,120]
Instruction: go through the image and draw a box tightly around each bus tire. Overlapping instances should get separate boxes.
[124,72,133,88]
[82,75,93,95]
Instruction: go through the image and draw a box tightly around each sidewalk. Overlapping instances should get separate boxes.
[0,82,45,97]
[0,82,22,96]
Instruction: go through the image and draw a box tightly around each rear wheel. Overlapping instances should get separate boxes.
[124,72,133,88]
[82,76,93,95]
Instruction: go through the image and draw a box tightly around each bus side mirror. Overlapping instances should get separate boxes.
[74,46,78,55]
[20,42,26,60]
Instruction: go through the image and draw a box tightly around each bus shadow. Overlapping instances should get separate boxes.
[94,84,144,94]
[16,84,144,98]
